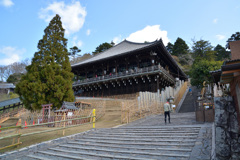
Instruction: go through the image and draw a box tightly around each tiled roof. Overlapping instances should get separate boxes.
[0,83,15,89]
[61,101,78,110]
[210,69,221,74]
[0,98,21,108]
[71,40,160,67]
[224,59,240,65]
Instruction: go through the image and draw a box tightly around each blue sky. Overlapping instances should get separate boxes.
[0,0,239,65]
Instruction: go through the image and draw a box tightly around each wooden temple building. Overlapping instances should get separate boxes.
[71,39,187,97]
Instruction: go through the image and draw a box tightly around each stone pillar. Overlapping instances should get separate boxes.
[214,96,240,160]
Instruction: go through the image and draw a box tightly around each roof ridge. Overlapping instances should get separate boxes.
[124,39,159,45]
[71,39,162,67]
[71,40,127,66]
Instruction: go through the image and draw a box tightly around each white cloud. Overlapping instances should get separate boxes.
[112,35,122,44]
[0,0,14,7]
[213,18,218,24]
[86,29,91,36]
[0,46,26,65]
[39,1,87,35]
[126,25,170,45]
[72,36,83,48]
[216,34,226,40]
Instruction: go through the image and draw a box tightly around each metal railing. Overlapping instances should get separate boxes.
[0,109,96,151]
[73,65,175,87]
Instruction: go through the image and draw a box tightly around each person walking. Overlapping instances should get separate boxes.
[164,100,171,124]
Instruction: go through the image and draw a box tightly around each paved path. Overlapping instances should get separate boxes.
[0,112,212,160]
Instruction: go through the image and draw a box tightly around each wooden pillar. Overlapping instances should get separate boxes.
[101,85,104,97]
[76,71,79,81]
[125,58,129,71]
[115,60,118,74]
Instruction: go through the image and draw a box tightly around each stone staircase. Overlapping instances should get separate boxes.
[20,126,201,160]
[178,86,201,113]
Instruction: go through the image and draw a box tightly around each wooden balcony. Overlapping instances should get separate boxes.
[72,65,175,87]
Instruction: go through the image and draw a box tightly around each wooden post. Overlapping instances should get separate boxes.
[93,109,96,129]
[128,109,130,123]
[63,113,66,136]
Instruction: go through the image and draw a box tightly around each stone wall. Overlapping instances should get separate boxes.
[214,96,240,160]
[230,76,240,126]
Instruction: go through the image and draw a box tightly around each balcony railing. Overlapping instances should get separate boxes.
[73,65,175,87]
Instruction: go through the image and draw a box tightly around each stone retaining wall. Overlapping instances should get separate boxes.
[214,96,240,160]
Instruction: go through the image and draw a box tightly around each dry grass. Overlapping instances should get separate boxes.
[121,99,163,124]
[0,98,122,153]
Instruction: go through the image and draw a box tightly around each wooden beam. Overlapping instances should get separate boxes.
[222,69,240,74]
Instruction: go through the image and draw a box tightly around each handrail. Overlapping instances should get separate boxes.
[21,122,92,137]
[0,125,21,131]
[73,65,175,86]
[0,134,21,140]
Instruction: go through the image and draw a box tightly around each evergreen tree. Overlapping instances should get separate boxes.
[92,42,114,55]
[172,37,189,56]
[16,14,74,110]
[69,46,81,64]
[166,42,174,54]
[190,60,223,88]
[227,32,240,42]
[214,44,230,61]
[192,39,216,62]
[69,46,81,58]
[226,31,240,48]
[7,73,24,85]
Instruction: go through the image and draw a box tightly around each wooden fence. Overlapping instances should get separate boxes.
[0,100,106,151]
[121,80,188,123]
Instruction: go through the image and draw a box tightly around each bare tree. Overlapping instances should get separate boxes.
[0,66,5,82]
[0,58,30,82]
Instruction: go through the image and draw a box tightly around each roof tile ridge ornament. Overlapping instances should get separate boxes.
[124,39,159,45]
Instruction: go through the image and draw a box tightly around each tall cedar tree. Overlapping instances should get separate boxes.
[172,37,189,56]
[192,40,216,62]
[16,14,74,110]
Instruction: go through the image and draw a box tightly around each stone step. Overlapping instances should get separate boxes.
[87,134,198,139]
[25,154,52,160]
[59,143,192,154]
[79,136,196,142]
[48,148,156,160]
[101,128,201,132]
[67,141,193,150]
[95,130,199,134]
[115,127,202,129]
[74,139,195,146]
[33,150,94,160]
[91,132,199,136]
[49,147,189,160]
